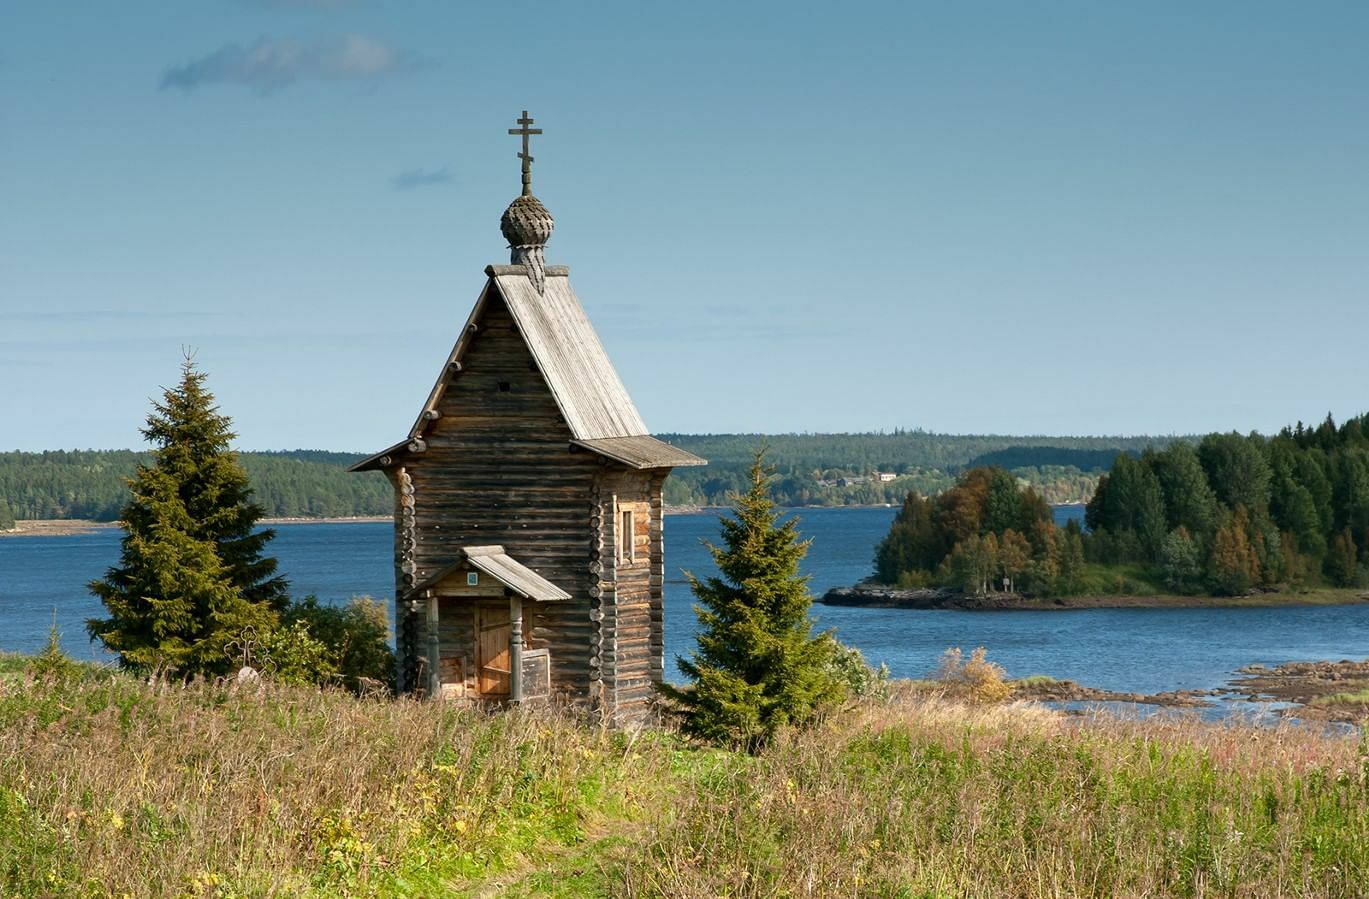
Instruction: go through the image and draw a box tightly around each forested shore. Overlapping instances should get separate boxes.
[0,432,1165,524]
[871,413,1369,598]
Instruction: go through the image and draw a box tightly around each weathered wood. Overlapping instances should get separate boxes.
[477,603,512,697]
[358,257,704,723]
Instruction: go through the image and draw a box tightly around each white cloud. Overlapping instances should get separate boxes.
[160,34,410,93]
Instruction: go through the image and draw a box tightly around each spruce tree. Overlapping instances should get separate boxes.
[88,358,286,676]
[0,498,14,531]
[660,453,843,749]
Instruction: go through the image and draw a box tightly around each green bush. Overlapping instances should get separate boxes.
[260,619,337,686]
[828,642,889,698]
[282,596,395,692]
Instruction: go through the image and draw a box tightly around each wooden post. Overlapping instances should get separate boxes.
[426,592,440,699]
[509,594,524,704]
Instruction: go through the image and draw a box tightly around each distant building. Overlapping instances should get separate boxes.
[875,472,898,482]
[351,113,704,723]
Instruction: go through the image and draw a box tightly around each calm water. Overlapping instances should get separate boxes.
[3,507,1367,700]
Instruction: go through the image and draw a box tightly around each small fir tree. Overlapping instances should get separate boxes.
[0,498,15,531]
[29,620,78,681]
[88,358,285,677]
[660,452,844,749]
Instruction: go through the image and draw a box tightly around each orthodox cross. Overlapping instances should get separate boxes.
[509,110,542,197]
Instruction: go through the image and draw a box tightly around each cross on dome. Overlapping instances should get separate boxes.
[500,110,554,294]
[509,110,542,197]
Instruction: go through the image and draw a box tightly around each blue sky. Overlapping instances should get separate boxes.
[2,1,1367,452]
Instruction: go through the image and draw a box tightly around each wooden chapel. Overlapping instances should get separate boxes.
[351,112,705,723]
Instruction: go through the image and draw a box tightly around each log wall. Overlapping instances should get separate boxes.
[598,468,667,722]
[403,292,602,704]
[384,284,673,722]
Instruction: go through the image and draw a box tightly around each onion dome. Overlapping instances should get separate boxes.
[500,193,555,251]
[503,110,554,294]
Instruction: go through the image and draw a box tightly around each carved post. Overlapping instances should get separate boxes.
[509,594,524,704]
[426,592,440,699]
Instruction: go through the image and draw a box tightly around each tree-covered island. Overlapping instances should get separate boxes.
[864,413,1369,602]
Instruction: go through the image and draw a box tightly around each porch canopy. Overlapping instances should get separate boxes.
[405,545,568,702]
[405,544,571,603]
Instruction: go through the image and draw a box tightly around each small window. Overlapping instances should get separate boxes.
[619,509,635,565]
[467,572,479,586]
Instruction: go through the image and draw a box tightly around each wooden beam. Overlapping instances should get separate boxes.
[509,595,524,704]
[426,592,440,699]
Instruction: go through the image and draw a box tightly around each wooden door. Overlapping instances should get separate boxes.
[476,604,511,697]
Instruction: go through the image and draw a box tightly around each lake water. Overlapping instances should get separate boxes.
[3,507,1367,702]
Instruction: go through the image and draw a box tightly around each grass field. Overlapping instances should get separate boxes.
[2,656,1367,898]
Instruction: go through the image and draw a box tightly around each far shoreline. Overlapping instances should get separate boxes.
[822,583,1369,611]
[0,516,391,539]
[0,505,865,538]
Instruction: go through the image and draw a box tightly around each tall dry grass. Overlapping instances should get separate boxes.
[2,659,1367,897]
[623,686,1369,898]
[0,663,668,897]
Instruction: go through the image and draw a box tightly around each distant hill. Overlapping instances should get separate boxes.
[0,433,1178,521]
[964,446,1144,473]
[0,449,390,521]
[656,432,1173,508]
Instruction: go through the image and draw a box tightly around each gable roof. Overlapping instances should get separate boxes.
[417,264,645,442]
[404,545,572,602]
[352,263,705,472]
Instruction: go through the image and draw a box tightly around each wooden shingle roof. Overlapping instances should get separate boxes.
[352,263,706,473]
[404,545,571,602]
[571,436,704,469]
[483,265,646,439]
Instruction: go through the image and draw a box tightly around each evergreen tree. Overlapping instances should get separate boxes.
[873,491,940,583]
[1325,528,1361,587]
[1057,523,1087,595]
[0,497,14,530]
[1150,443,1218,539]
[88,358,286,676]
[1199,433,1271,513]
[1085,454,1166,560]
[1159,526,1202,594]
[660,453,843,750]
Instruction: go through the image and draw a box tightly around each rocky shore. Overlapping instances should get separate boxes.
[1013,678,1215,709]
[1228,658,1369,723]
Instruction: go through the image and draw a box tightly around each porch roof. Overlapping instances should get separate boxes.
[405,545,572,602]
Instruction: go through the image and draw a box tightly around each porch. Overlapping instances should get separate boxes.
[405,545,570,703]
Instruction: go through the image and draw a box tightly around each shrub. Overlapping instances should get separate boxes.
[259,619,337,687]
[828,642,890,699]
[282,596,395,692]
[935,646,1013,704]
